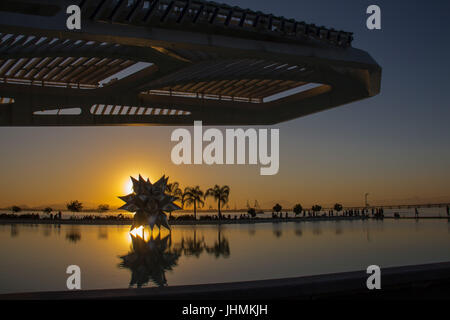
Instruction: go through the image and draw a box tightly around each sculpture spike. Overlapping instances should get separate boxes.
[119,174,180,231]
[131,176,139,192]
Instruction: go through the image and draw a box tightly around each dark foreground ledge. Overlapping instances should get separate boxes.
[2,262,450,300]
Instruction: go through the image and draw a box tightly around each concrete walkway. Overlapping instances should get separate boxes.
[1,262,450,300]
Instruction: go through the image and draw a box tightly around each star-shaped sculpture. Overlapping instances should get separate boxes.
[118,175,181,231]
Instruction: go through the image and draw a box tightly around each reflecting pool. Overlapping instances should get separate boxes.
[1,219,450,294]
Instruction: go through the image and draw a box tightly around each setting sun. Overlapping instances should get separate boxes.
[123,174,154,195]
[124,179,134,195]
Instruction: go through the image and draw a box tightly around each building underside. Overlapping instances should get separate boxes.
[0,0,381,126]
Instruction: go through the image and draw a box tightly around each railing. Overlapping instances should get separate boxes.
[80,0,353,47]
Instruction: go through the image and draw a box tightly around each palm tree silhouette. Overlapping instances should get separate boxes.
[166,181,183,198]
[273,203,282,217]
[182,186,204,220]
[334,203,343,216]
[166,181,183,219]
[205,185,230,219]
[67,200,83,212]
[311,205,322,217]
[293,204,303,216]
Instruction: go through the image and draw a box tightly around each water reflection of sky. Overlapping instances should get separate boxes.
[0,220,450,294]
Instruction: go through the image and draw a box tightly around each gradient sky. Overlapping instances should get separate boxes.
[1,0,449,209]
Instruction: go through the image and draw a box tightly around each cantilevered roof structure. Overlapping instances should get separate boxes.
[0,0,381,126]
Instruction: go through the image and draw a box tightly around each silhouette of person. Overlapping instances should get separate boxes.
[447,205,449,216]
[415,208,419,218]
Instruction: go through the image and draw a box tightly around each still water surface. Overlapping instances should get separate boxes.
[1,219,450,294]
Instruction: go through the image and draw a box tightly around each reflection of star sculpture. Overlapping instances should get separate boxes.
[119,234,181,287]
[118,175,181,231]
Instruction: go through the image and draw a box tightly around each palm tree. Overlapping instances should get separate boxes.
[182,186,204,220]
[293,204,303,216]
[204,185,230,219]
[67,200,83,212]
[166,181,183,220]
[311,205,322,217]
[334,203,343,216]
[166,182,183,198]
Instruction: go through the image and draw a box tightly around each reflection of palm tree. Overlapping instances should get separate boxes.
[205,185,230,219]
[98,227,108,239]
[248,224,256,236]
[295,223,302,236]
[179,229,205,257]
[119,234,181,288]
[335,221,343,235]
[10,225,19,237]
[205,227,230,258]
[177,228,230,259]
[273,224,282,237]
[66,227,81,242]
[43,225,52,237]
[182,186,204,220]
